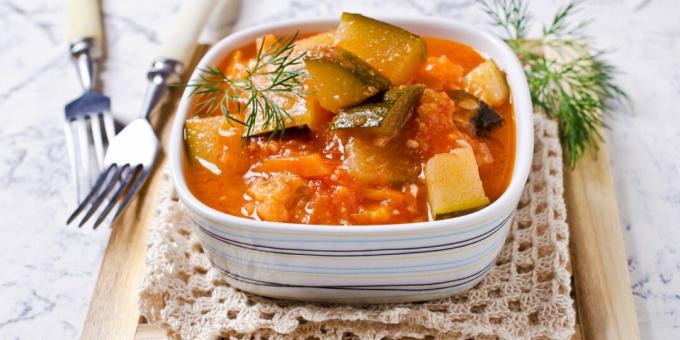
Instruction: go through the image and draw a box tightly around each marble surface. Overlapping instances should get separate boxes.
[0,0,678,338]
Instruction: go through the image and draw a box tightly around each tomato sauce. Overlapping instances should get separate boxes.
[183,35,515,225]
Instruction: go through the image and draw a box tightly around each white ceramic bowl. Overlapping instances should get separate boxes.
[170,17,533,303]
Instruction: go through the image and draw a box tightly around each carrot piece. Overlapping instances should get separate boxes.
[256,153,334,178]
[363,187,405,205]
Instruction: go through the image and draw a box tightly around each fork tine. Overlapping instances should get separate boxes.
[90,114,105,169]
[92,165,142,229]
[111,166,150,222]
[77,164,129,227]
[75,118,93,185]
[103,113,116,144]
[66,164,116,225]
[63,122,81,202]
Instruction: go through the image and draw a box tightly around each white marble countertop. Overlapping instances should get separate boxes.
[1,0,678,338]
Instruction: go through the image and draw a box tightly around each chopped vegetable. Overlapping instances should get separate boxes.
[464,60,509,107]
[415,55,465,91]
[294,31,335,52]
[246,173,308,222]
[185,116,225,164]
[344,137,420,185]
[331,84,424,137]
[425,148,490,218]
[336,12,427,85]
[254,153,334,178]
[304,46,390,112]
[447,90,503,136]
[246,91,332,136]
[471,103,504,136]
[185,115,247,174]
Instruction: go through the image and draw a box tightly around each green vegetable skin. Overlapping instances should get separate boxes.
[331,84,425,137]
[185,116,225,164]
[344,137,420,185]
[304,47,390,112]
[336,12,427,85]
[447,89,503,136]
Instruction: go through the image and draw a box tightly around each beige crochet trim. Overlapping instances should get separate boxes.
[139,113,575,340]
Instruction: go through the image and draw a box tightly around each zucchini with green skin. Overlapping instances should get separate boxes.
[304,47,389,112]
[336,12,427,85]
[185,115,248,174]
[330,84,425,137]
[447,90,503,136]
[185,116,228,165]
[344,137,421,185]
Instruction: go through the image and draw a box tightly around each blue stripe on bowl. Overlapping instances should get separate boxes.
[194,212,511,256]
[202,234,505,275]
[210,258,495,292]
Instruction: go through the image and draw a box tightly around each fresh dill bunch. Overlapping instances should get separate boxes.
[187,32,307,140]
[478,0,627,167]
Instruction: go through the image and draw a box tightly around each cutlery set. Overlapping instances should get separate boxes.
[65,0,219,228]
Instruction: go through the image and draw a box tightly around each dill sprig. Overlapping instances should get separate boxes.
[187,32,307,139]
[478,0,627,167]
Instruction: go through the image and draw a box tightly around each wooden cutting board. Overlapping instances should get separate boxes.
[78,47,640,340]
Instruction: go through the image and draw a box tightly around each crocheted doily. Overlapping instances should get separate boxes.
[139,113,575,339]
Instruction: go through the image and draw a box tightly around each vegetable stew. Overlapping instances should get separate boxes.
[183,13,515,225]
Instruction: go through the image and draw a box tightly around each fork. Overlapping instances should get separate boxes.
[67,0,217,229]
[64,0,116,202]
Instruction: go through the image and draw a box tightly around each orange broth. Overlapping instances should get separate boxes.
[183,35,515,225]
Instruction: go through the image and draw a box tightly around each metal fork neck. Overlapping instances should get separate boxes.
[139,59,184,121]
[70,37,100,91]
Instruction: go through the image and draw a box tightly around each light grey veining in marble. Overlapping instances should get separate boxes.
[1,0,678,338]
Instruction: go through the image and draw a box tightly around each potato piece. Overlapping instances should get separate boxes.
[344,137,420,185]
[336,13,427,85]
[425,148,490,218]
[464,60,509,107]
[331,84,424,137]
[305,47,389,112]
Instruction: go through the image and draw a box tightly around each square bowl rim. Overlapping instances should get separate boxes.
[169,16,534,235]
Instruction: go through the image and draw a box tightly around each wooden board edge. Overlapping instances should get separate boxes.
[80,45,211,340]
[564,143,640,340]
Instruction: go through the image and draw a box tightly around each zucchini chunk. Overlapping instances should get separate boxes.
[304,47,389,112]
[425,148,490,219]
[245,93,315,136]
[185,115,247,174]
[344,137,420,185]
[336,13,427,85]
[331,84,425,137]
[464,60,509,107]
[447,90,503,136]
[185,116,228,165]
